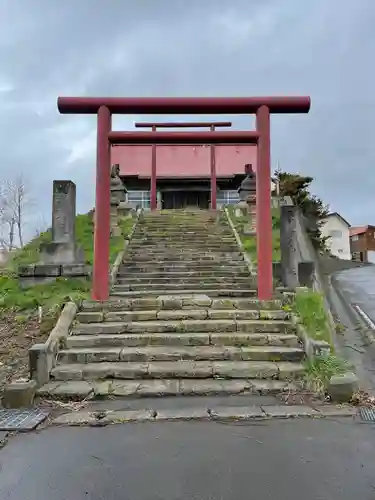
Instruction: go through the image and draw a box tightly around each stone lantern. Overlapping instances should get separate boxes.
[110,164,127,236]
[237,164,257,234]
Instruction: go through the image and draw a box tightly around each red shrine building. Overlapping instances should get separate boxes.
[111,144,258,209]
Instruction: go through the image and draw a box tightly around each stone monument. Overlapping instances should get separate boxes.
[39,180,84,264]
[18,180,88,287]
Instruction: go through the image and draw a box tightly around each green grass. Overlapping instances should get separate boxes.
[304,354,350,394]
[292,289,352,393]
[292,289,333,347]
[0,213,136,312]
[0,274,91,312]
[226,205,281,263]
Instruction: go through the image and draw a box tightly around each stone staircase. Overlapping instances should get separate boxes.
[38,209,305,400]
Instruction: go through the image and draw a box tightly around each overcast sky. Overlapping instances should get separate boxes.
[0,0,374,236]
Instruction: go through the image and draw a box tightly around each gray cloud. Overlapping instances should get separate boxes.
[0,0,374,238]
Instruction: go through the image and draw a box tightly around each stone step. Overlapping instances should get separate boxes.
[139,224,222,228]
[119,261,249,274]
[57,345,304,364]
[129,246,240,252]
[76,309,289,323]
[50,360,304,381]
[123,258,245,264]
[132,233,235,238]
[81,297,284,312]
[133,232,234,238]
[131,235,237,240]
[125,253,244,260]
[65,332,301,348]
[128,250,241,255]
[120,263,248,271]
[115,277,254,286]
[131,236,236,241]
[110,289,259,298]
[129,245,239,250]
[116,270,251,278]
[37,378,300,399]
[112,283,257,292]
[71,319,294,335]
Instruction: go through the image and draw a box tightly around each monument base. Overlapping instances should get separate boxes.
[235,201,248,218]
[39,242,85,265]
[18,263,90,288]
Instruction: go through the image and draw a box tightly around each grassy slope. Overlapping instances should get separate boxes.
[226,205,281,263]
[0,214,135,312]
[0,213,135,390]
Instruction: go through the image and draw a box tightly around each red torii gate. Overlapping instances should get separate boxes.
[57,96,311,302]
[134,121,233,210]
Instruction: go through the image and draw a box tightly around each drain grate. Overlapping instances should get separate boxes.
[359,407,375,422]
[0,409,49,431]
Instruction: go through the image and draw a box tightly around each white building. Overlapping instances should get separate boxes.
[320,212,351,260]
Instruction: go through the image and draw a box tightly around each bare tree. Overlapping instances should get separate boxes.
[33,214,49,238]
[0,174,32,250]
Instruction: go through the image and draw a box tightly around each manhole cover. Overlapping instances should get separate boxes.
[359,407,375,422]
[0,408,49,431]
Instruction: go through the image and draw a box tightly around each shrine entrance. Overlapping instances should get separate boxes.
[162,189,210,210]
[57,96,311,301]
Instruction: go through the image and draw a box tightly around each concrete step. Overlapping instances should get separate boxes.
[37,378,300,399]
[133,232,234,238]
[50,360,304,381]
[81,297,284,312]
[115,277,254,286]
[120,263,248,271]
[110,289,260,298]
[131,234,235,239]
[112,283,257,292]
[132,236,236,240]
[65,332,301,349]
[119,268,249,275]
[71,319,294,335]
[57,345,304,364]
[116,270,251,278]
[128,246,240,252]
[76,309,289,323]
[125,254,244,261]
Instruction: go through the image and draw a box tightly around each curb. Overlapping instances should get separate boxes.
[224,207,255,276]
[52,404,358,427]
[29,302,78,387]
[110,207,143,287]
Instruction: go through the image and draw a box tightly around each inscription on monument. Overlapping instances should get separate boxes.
[52,181,76,244]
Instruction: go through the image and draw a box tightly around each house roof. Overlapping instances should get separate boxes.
[111,144,257,179]
[325,212,351,227]
[350,225,375,237]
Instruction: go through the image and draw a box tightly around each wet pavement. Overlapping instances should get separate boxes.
[334,266,375,323]
[1,418,375,499]
[330,266,375,393]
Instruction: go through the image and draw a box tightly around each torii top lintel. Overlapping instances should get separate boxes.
[134,121,232,128]
[57,96,311,115]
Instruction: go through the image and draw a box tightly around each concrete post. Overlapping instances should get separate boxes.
[280,204,299,288]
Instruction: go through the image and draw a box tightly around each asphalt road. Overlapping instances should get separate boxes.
[0,418,375,500]
[334,266,375,323]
